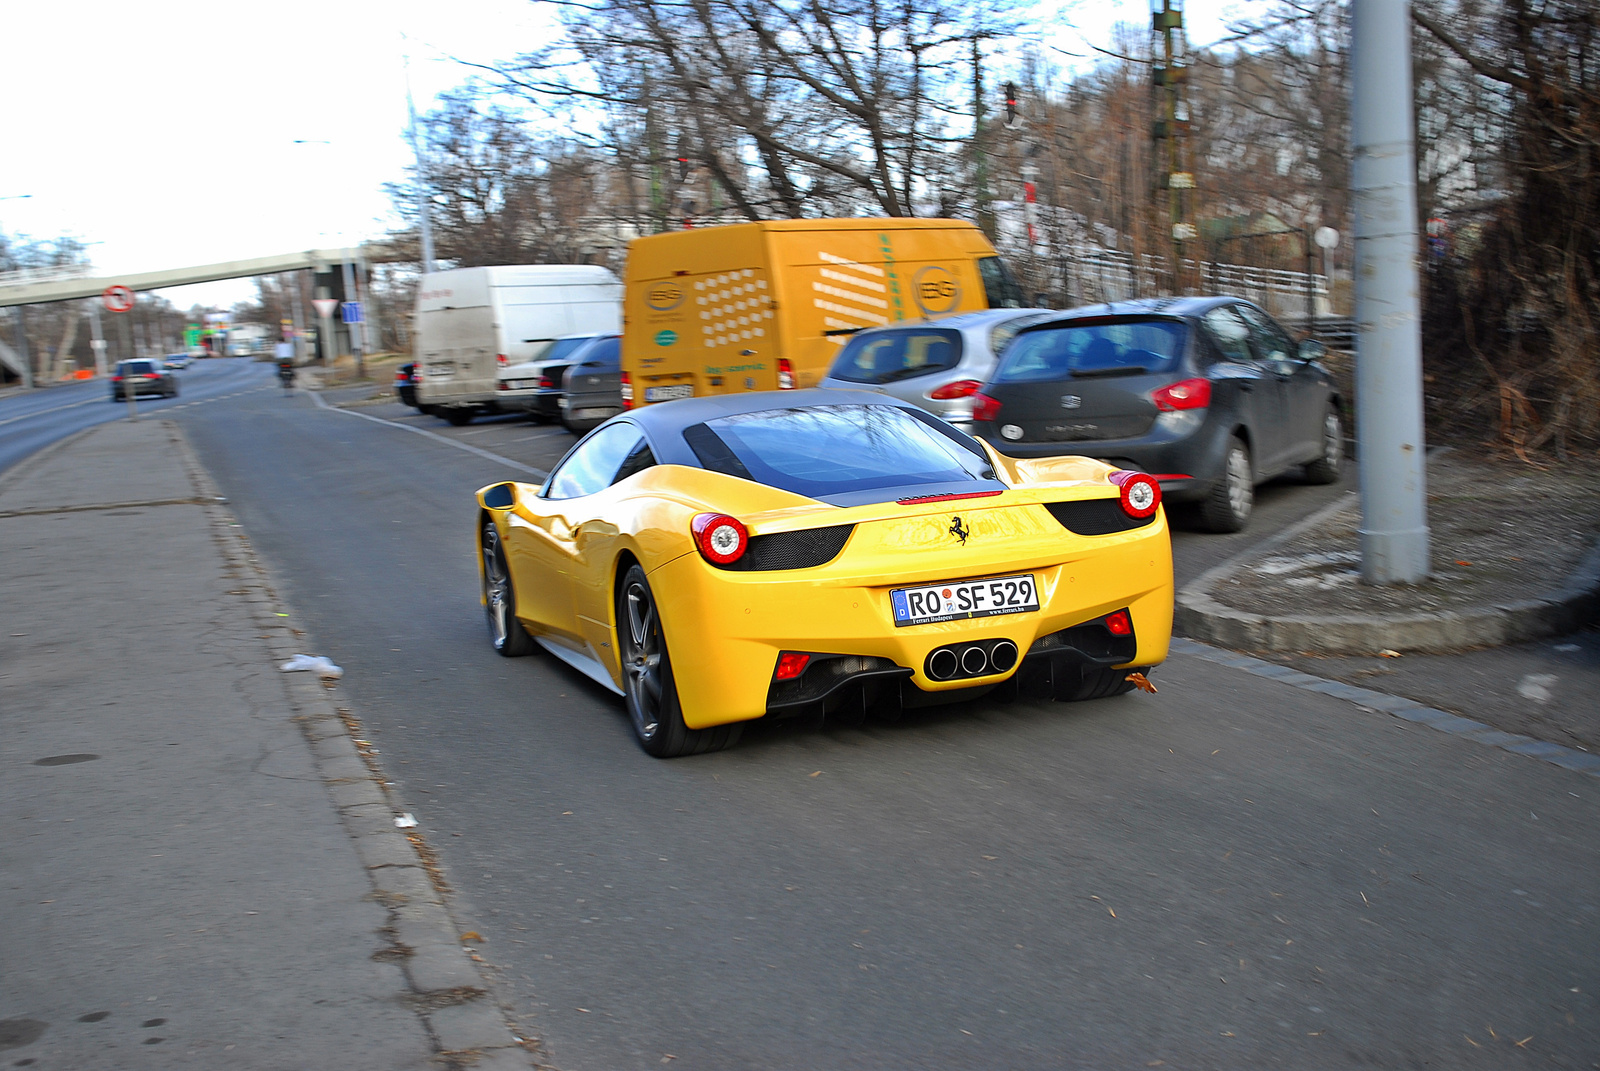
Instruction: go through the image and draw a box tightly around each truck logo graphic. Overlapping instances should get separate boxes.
[646,284,685,311]
[912,266,961,315]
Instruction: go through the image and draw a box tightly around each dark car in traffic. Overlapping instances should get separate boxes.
[970,297,1342,532]
[558,334,622,434]
[394,362,420,409]
[109,359,178,400]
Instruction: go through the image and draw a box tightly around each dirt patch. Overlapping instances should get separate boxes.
[1212,450,1600,618]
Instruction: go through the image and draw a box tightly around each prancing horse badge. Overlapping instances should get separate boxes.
[949,516,971,545]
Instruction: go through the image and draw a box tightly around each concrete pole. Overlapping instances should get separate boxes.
[291,271,309,363]
[88,303,107,377]
[405,63,435,274]
[9,308,34,389]
[1351,0,1430,584]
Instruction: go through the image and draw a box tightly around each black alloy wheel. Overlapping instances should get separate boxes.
[1304,406,1343,484]
[616,564,740,758]
[481,521,535,656]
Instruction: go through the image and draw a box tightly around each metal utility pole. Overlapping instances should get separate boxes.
[1152,0,1194,294]
[340,259,365,379]
[405,57,435,274]
[1351,0,1430,584]
[972,37,995,240]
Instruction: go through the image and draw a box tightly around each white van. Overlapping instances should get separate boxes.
[413,265,622,425]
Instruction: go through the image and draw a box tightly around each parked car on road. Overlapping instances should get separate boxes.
[969,297,1342,533]
[559,334,622,434]
[394,362,420,409]
[818,309,1053,431]
[109,359,178,400]
[496,334,606,422]
[475,390,1172,757]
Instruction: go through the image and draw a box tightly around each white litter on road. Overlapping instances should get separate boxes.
[394,813,418,829]
[279,654,344,678]
[1517,674,1557,703]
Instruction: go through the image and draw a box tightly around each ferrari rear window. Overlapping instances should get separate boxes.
[994,317,1187,382]
[684,404,997,500]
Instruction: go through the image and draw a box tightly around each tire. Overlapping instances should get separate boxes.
[481,521,535,657]
[445,409,474,427]
[1304,406,1343,484]
[616,564,741,758]
[1054,665,1142,702]
[1199,435,1253,533]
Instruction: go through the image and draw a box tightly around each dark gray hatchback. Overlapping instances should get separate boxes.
[971,296,1343,532]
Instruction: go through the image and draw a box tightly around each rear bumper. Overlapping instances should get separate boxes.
[649,516,1173,729]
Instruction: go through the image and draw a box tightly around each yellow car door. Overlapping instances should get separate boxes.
[508,422,650,646]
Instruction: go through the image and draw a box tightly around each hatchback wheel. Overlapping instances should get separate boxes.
[1200,435,1253,533]
[617,564,740,758]
[1304,407,1343,484]
[481,522,535,656]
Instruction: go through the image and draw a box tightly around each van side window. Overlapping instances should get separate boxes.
[544,423,644,499]
[977,257,1023,308]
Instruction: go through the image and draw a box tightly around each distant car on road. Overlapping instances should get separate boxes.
[109,359,178,400]
[475,390,1172,757]
[163,352,192,369]
[394,362,420,409]
[969,296,1342,533]
[818,308,1054,432]
[558,334,622,434]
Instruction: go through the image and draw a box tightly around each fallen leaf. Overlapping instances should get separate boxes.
[1212,749,1221,756]
[1126,671,1157,693]
[960,1029,973,1036]
[562,811,573,815]
[1378,649,1402,658]
[275,613,289,617]
[1516,1036,1533,1047]
[577,1007,591,1013]
[1360,891,1369,905]
[1455,560,1473,566]
[1465,1035,1479,1048]
[1308,1031,1323,1036]
[459,931,482,942]
[809,771,821,778]
[1109,908,1117,918]
[1220,1030,1234,1037]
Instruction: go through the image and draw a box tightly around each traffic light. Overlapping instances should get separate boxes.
[1003,82,1020,128]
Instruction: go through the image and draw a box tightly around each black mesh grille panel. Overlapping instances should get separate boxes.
[1045,498,1154,536]
[723,524,856,571]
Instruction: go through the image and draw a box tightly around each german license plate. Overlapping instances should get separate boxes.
[502,379,537,389]
[645,384,693,402]
[890,574,1039,627]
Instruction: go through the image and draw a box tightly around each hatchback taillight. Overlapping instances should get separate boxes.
[777,358,795,390]
[971,392,1002,423]
[539,375,555,389]
[1150,377,1211,411]
[620,371,633,408]
[929,379,982,400]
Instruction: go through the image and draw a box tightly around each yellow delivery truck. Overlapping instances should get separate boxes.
[620,217,1021,406]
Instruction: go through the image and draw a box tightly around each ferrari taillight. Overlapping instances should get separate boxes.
[620,371,634,409]
[971,392,1002,423]
[777,358,795,390]
[928,379,982,400]
[1109,470,1162,518]
[691,513,748,565]
[774,652,811,680]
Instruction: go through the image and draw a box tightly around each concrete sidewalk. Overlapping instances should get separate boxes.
[0,420,530,1068]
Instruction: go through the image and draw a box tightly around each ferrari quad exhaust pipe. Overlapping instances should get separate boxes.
[926,639,1019,682]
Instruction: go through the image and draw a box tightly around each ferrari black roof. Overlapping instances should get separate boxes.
[624,388,916,467]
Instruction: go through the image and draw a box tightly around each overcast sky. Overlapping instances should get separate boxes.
[1,0,1244,310]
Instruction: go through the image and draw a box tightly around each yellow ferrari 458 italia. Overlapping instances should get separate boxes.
[476,389,1173,757]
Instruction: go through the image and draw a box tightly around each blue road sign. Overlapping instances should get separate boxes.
[341,301,364,324]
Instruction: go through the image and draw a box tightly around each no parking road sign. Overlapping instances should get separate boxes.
[102,284,135,313]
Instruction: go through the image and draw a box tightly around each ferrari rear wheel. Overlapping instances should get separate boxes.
[617,564,740,758]
[481,521,535,657]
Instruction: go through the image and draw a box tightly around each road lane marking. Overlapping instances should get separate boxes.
[309,391,547,479]
[0,395,105,428]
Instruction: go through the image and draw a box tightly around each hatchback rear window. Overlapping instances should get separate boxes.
[684,404,996,500]
[119,361,157,375]
[994,317,1188,383]
[828,329,963,384]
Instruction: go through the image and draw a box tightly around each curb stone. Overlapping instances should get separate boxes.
[164,421,540,1069]
[1176,490,1600,655]
[1171,636,1600,778]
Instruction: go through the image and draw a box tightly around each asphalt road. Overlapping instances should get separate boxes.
[0,358,274,476]
[14,368,1595,1068]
